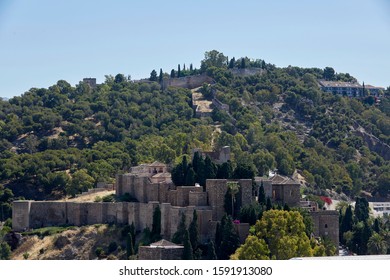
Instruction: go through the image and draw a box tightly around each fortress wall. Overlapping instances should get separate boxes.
[127,203,141,231]
[133,177,149,203]
[284,184,301,207]
[197,209,213,242]
[310,211,339,246]
[169,190,178,206]
[66,202,81,226]
[146,184,158,202]
[29,202,67,228]
[138,202,156,230]
[239,179,253,207]
[160,203,172,239]
[234,223,250,243]
[102,203,116,224]
[206,179,228,221]
[169,207,185,239]
[85,203,103,225]
[163,74,213,90]
[189,192,207,206]
[12,201,31,231]
[158,183,170,203]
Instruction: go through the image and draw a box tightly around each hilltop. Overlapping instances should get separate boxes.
[0,50,389,220]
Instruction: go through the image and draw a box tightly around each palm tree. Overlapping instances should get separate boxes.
[227,182,239,218]
[367,232,388,255]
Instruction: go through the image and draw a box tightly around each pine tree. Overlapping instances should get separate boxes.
[151,206,161,242]
[177,64,181,78]
[170,69,175,78]
[172,212,186,244]
[207,240,217,260]
[182,230,193,260]
[190,63,193,72]
[189,210,199,250]
[149,69,157,81]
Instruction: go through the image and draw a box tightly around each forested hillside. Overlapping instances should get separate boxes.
[0,50,389,221]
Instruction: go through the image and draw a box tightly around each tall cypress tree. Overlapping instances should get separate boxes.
[159,68,163,83]
[219,215,240,259]
[126,233,135,258]
[170,69,175,78]
[204,156,217,180]
[185,167,196,186]
[258,181,266,205]
[172,212,186,244]
[151,206,161,242]
[207,240,217,260]
[182,230,193,260]
[266,197,272,211]
[129,222,136,246]
[189,210,199,250]
[177,64,181,78]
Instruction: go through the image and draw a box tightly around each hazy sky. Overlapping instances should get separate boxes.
[0,0,389,98]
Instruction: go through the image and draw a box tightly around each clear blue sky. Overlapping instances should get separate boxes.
[0,0,389,98]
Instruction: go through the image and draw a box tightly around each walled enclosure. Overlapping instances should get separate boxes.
[13,162,339,247]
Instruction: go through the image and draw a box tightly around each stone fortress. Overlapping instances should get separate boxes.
[12,159,339,246]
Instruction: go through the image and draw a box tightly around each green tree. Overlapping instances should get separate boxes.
[151,206,162,242]
[340,205,353,244]
[158,68,163,83]
[170,69,175,78]
[177,64,181,78]
[218,215,240,259]
[184,167,196,186]
[204,156,217,181]
[240,58,246,69]
[182,230,193,260]
[207,240,217,260]
[225,181,239,218]
[172,212,186,245]
[354,197,369,222]
[258,182,266,205]
[188,210,199,251]
[0,242,11,260]
[377,173,390,197]
[66,169,95,198]
[323,67,335,80]
[367,232,388,255]
[200,50,227,72]
[241,210,314,260]
[149,70,157,82]
[217,161,233,179]
[231,235,270,260]
[126,233,135,258]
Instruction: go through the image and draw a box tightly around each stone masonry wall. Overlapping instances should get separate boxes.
[310,210,339,246]
[206,179,228,221]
